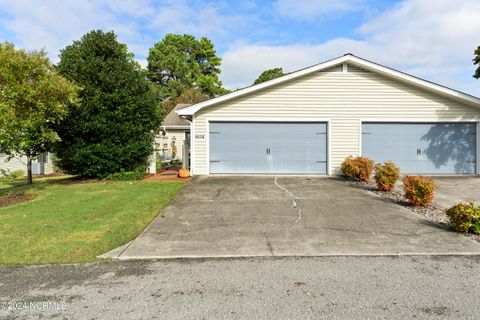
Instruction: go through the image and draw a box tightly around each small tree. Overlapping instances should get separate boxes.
[162,88,209,114]
[55,30,162,178]
[0,43,78,184]
[253,68,285,85]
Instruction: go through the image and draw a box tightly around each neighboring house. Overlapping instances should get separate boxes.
[177,54,480,176]
[0,153,54,176]
[155,104,191,164]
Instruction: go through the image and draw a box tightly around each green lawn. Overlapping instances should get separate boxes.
[0,177,184,265]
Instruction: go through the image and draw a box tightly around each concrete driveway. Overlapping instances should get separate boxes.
[106,176,480,259]
[432,176,480,209]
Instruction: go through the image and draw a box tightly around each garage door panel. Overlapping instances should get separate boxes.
[209,122,327,174]
[419,123,476,173]
[362,123,476,174]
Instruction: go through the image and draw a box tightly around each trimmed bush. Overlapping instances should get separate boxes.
[446,202,480,234]
[374,161,400,191]
[402,175,436,206]
[341,156,374,182]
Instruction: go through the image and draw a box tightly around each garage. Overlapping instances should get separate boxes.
[362,122,477,174]
[209,122,328,174]
[177,54,480,176]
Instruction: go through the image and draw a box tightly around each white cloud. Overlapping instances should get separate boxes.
[149,1,248,40]
[0,0,150,60]
[1,0,479,96]
[220,38,366,89]
[274,0,365,20]
[0,0,240,62]
[221,0,480,95]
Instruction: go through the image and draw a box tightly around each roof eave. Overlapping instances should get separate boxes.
[177,54,480,116]
[177,55,350,116]
[346,56,480,108]
[161,125,191,129]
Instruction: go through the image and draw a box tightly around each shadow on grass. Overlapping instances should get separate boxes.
[0,175,96,195]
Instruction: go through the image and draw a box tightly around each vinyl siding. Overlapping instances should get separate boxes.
[0,155,27,172]
[0,153,54,175]
[192,64,480,175]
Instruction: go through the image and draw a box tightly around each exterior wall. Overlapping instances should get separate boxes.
[0,153,54,175]
[192,64,480,175]
[155,129,188,162]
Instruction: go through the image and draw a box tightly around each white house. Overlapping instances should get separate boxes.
[177,54,480,176]
[0,153,54,176]
[154,104,191,166]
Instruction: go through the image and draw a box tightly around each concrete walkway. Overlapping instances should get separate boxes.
[102,177,480,259]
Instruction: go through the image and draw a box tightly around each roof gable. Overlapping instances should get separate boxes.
[162,104,191,127]
[177,54,480,116]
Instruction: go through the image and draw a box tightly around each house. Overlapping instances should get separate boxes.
[0,153,54,176]
[155,104,191,165]
[177,54,480,176]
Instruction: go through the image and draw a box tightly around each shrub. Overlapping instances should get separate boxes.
[106,167,146,181]
[446,202,480,234]
[0,169,25,183]
[402,175,436,206]
[171,159,182,166]
[9,169,25,181]
[155,158,163,173]
[374,161,400,191]
[341,156,374,182]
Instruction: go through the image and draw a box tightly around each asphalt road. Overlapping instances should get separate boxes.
[1,256,479,319]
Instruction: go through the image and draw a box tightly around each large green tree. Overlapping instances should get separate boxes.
[253,68,286,85]
[55,30,162,178]
[474,45,480,79]
[0,43,78,184]
[147,34,227,99]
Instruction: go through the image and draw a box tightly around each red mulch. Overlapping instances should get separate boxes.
[0,193,36,208]
[144,169,191,182]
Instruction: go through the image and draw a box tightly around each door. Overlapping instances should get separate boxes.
[209,122,327,174]
[362,122,477,174]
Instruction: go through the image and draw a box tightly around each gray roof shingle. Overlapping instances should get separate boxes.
[161,104,191,127]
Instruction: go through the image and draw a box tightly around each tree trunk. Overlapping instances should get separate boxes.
[26,153,33,184]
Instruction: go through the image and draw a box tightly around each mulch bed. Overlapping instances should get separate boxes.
[348,179,480,243]
[0,193,36,208]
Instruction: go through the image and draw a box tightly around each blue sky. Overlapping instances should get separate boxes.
[1,0,479,95]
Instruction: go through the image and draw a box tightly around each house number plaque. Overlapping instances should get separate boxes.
[195,134,205,139]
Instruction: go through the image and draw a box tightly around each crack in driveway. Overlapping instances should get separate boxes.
[274,177,303,223]
[262,229,274,256]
